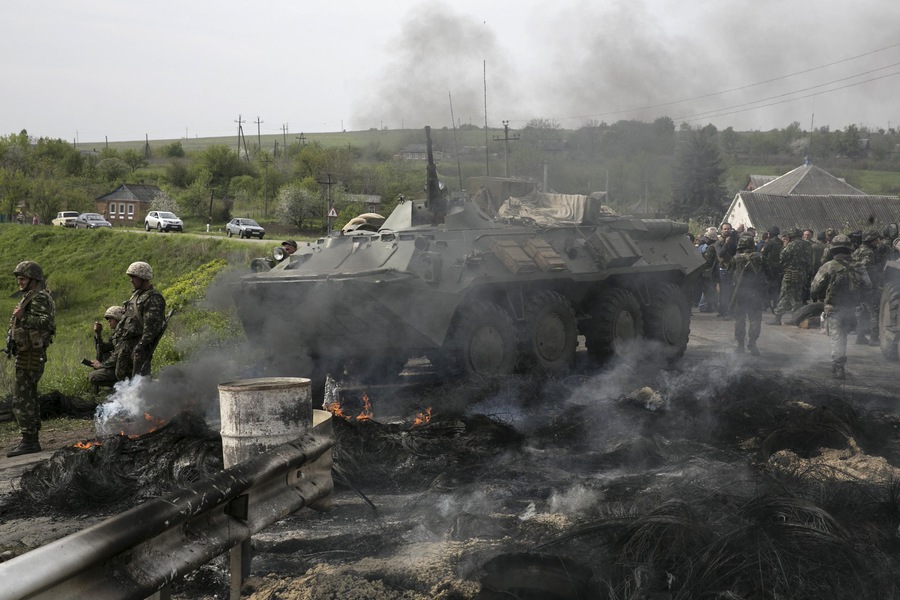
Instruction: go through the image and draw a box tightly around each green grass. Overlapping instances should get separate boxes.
[0,225,258,398]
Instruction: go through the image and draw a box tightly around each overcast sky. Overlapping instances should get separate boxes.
[5,0,900,143]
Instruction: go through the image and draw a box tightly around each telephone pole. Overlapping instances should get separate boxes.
[281,123,289,152]
[317,173,336,235]
[492,120,519,177]
[263,155,270,216]
[234,115,249,161]
[255,116,264,149]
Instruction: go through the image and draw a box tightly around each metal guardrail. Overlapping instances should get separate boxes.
[0,419,333,600]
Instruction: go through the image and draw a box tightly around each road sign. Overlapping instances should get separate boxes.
[328,207,338,218]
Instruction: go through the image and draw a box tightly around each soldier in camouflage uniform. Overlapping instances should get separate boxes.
[810,235,872,379]
[727,235,767,355]
[760,226,783,313]
[88,305,126,391]
[7,261,56,457]
[772,227,813,325]
[117,262,166,380]
[851,229,884,345]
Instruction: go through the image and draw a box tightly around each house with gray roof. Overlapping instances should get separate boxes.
[95,183,170,227]
[723,163,900,235]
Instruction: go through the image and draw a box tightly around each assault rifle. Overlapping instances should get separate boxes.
[3,327,16,359]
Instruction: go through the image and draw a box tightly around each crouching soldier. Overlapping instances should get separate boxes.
[7,261,56,457]
[88,305,125,392]
[117,262,166,380]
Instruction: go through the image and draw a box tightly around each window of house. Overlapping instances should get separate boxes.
[119,203,125,215]
[128,205,134,218]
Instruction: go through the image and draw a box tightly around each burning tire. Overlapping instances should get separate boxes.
[583,287,644,359]
[436,300,518,377]
[643,282,691,361]
[879,281,900,361]
[519,290,577,375]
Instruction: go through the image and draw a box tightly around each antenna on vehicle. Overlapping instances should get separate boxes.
[449,91,464,192]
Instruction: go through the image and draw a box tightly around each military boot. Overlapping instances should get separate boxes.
[748,341,760,356]
[734,342,744,354]
[832,364,846,380]
[7,433,41,457]
[770,315,782,326]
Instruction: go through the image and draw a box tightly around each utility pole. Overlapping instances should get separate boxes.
[318,173,336,235]
[144,133,151,159]
[492,120,519,177]
[297,133,306,146]
[255,116,264,149]
[235,115,249,161]
[281,123,288,150]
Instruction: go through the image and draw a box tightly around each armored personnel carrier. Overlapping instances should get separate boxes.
[232,127,704,383]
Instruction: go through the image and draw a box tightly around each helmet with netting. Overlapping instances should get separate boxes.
[13,261,43,281]
[103,305,125,321]
[737,235,756,251]
[831,234,852,249]
[126,261,153,280]
[785,227,801,239]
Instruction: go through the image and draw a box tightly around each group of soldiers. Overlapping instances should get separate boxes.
[6,260,166,458]
[697,223,890,379]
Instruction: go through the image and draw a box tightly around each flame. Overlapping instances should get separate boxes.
[412,407,432,427]
[74,440,102,449]
[324,399,347,419]
[356,392,373,422]
[143,412,167,434]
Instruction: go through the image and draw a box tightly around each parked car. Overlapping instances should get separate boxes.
[51,211,79,227]
[144,210,184,232]
[74,213,112,229]
[226,218,265,239]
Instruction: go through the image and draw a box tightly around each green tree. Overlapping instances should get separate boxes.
[668,126,727,222]
[275,182,321,230]
[97,157,128,182]
[0,168,28,221]
[194,145,244,192]
[162,141,185,158]
[121,148,148,173]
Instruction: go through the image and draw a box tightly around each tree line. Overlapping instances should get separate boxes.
[2,119,898,232]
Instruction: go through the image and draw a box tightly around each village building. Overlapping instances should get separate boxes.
[724,162,900,235]
[94,183,171,226]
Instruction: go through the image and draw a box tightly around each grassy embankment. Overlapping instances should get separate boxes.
[0,225,259,443]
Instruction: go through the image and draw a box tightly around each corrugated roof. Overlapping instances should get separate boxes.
[734,192,900,233]
[753,164,865,196]
[745,174,778,190]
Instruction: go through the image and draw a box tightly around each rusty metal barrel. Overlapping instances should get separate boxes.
[217,377,312,467]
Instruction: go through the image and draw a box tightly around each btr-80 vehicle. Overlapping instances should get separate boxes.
[232,127,704,384]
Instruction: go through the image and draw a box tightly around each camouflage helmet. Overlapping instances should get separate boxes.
[831,234,852,249]
[126,261,153,281]
[737,235,756,251]
[784,227,802,239]
[13,260,43,281]
[862,229,881,243]
[103,305,125,321]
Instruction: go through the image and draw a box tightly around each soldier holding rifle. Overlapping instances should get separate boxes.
[118,262,166,380]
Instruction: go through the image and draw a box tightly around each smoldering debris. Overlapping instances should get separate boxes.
[8,412,222,515]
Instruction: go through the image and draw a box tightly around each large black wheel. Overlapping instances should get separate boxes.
[643,282,691,362]
[436,300,518,378]
[157,223,163,232]
[519,290,577,375]
[879,281,900,361]
[226,229,233,238]
[144,222,151,231]
[583,288,644,359]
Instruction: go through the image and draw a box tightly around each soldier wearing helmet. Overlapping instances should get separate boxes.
[771,226,814,325]
[850,229,885,345]
[88,305,127,392]
[118,261,166,379]
[810,235,872,379]
[7,261,56,457]
[727,235,766,355]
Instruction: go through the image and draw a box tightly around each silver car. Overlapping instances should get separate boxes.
[74,213,112,229]
[226,218,265,239]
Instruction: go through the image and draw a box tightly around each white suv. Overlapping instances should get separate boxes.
[145,211,183,233]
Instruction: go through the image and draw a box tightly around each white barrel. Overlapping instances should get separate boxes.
[218,377,312,468]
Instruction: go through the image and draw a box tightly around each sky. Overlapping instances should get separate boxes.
[4,0,900,143]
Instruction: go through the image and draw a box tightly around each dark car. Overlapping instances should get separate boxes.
[226,218,265,239]
[74,213,112,229]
